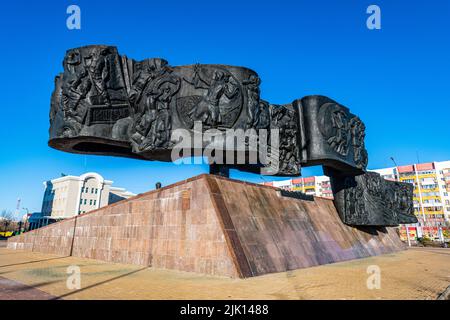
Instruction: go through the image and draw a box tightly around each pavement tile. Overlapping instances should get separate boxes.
[0,247,448,300]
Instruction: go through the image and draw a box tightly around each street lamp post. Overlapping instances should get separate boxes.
[22,207,29,232]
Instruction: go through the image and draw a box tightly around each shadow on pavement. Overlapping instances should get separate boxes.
[53,267,148,300]
[0,256,68,268]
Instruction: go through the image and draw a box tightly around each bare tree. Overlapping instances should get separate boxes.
[0,210,15,233]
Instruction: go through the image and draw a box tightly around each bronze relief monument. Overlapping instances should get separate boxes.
[7,45,416,277]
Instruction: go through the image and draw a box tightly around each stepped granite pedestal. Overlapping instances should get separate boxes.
[7,174,405,278]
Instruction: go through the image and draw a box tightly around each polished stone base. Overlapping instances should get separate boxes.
[7,174,405,278]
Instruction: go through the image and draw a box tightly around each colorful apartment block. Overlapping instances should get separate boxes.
[262,175,333,199]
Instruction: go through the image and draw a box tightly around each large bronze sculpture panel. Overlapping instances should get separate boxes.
[296,96,368,174]
[49,45,367,176]
[325,168,417,226]
[48,45,417,227]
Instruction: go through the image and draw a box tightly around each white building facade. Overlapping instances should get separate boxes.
[31,172,135,230]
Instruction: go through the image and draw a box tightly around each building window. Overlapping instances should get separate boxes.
[95,188,98,194]
[84,199,87,205]
[94,200,97,206]
[90,199,92,205]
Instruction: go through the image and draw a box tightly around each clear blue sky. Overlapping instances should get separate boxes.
[0,0,449,215]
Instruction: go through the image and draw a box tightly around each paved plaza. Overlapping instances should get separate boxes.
[0,247,449,300]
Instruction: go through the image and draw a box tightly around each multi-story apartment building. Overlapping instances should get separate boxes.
[262,175,333,198]
[372,161,450,241]
[30,172,135,230]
